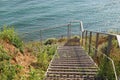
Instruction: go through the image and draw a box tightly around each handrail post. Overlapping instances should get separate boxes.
[80,21,84,32]
[94,33,99,58]
[88,32,92,54]
[67,24,71,40]
[85,30,88,50]
[81,31,84,46]
[40,30,42,44]
[106,35,113,56]
[79,23,81,38]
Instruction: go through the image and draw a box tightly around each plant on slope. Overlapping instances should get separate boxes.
[0,45,22,80]
[44,38,57,45]
[0,26,23,53]
[0,45,11,61]
[0,61,22,80]
[27,43,56,79]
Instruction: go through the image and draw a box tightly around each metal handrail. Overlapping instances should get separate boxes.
[87,43,118,80]
[103,53,118,80]
[82,34,118,80]
[85,30,117,36]
[18,20,118,80]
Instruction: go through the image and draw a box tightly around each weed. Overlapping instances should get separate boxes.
[0,26,23,53]
[0,61,21,80]
[44,38,57,45]
[0,45,11,61]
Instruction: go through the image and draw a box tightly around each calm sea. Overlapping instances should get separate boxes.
[0,0,120,41]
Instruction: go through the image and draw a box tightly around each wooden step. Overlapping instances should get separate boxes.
[48,69,98,72]
[51,62,94,64]
[47,72,97,78]
[45,77,85,80]
[53,59,91,61]
[49,66,98,69]
[45,77,95,80]
[47,71,97,74]
[50,64,95,67]
[45,46,98,80]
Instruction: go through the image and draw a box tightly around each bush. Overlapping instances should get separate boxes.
[58,37,67,43]
[0,61,21,80]
[27,67,45,80]
[0,26,23,53]
[97,57,115,80]
[0,46,11,61]
[36,45,56,70]
[29,43,56,79]
[44,38,57,45]
[71,35,80,39]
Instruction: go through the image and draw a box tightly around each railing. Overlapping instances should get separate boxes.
[81,27,118,80]
[39,20,118,80]
[20,21,82,42]
[20,20,119,80]
[39,20,83,43]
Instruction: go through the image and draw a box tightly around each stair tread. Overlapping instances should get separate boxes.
[45,46,98,80]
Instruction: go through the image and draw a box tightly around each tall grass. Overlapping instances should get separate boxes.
[0,26,57,79]
[0,26,23,53]
[83,35,120,79]
[0,45,11,61]
[26,42,57,80]
[0,45,22,80]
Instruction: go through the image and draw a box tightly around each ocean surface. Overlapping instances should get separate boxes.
[0,0,120,41]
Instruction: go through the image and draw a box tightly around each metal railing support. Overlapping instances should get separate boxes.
[80,21,84,32]
[67,24,71,40]
[88,32,92,54]
[106,35,113,56]
[85,30,88,50]
[81,31,84,46]
[101,53,118,80]
[40,30,42,44]
[79,23,81,38]
[94,33,99,58]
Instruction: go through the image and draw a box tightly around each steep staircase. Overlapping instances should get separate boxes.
[45,44,98,80]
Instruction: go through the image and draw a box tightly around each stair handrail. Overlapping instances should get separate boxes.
[88,44,118,80]
[81,29,118,80]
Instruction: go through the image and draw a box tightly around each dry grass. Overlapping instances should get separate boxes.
[0,40,36,77]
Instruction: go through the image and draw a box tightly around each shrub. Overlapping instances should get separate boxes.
[0,61,21,80]
[97,57,115,80]
[0,26,23,53]
[29,43,56,79]
[71,35,80,39]
[28,67,40,80]
[0,46,11,61]
[58,37,67,43]
[44,38,57,45]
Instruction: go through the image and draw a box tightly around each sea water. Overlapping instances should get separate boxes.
[0,0,120,41]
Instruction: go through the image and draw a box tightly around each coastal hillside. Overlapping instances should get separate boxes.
[0,27,56,80]
[0,26,120,80]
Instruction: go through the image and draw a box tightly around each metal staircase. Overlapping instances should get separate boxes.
[45,45,98,80]
[38,20,118,80]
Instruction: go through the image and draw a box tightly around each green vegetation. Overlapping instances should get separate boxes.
[44,38,57,45]
[0,44,22,80]
[0,26,56,80]
[97,38,120,80]
[0,62,22,80]
[0,26,119,80]
[25,42,56,80]
[82,35,120,80]
[0,46,11,61]
[96,55,115,80]
[0,26,23,53]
